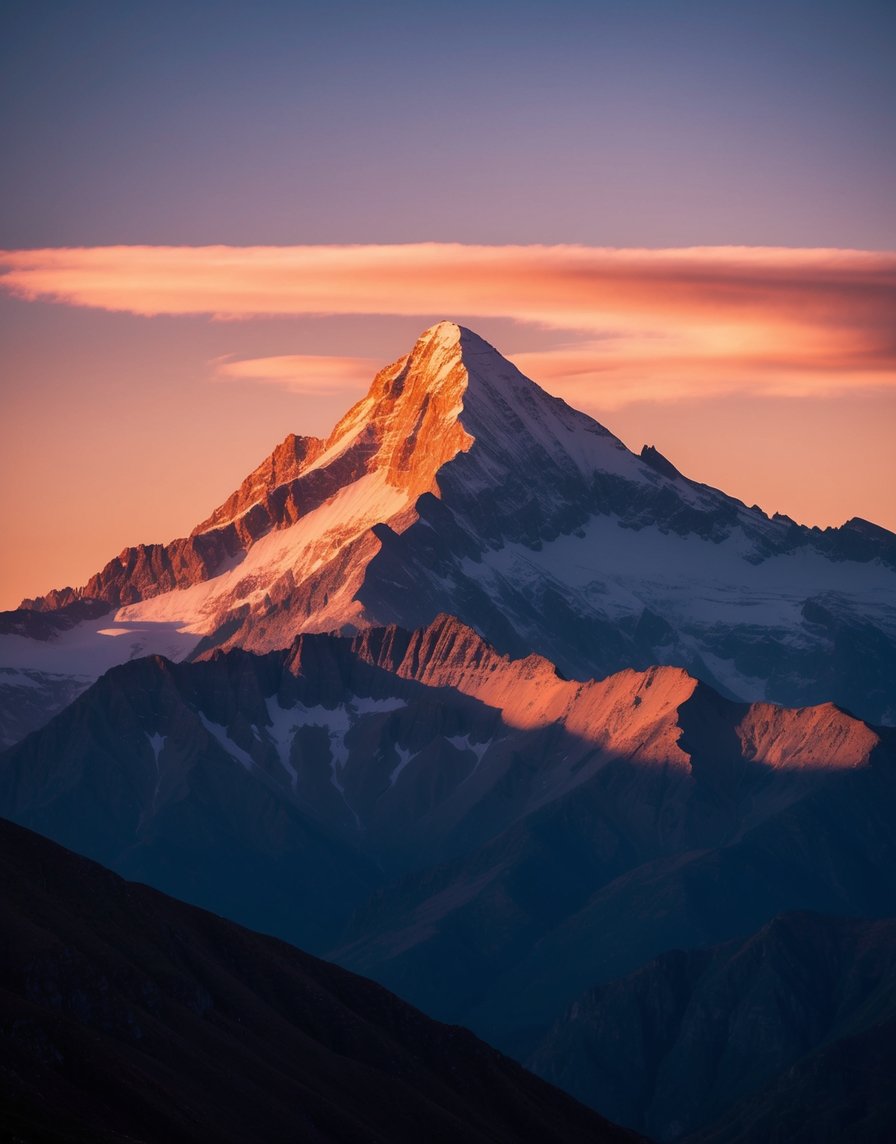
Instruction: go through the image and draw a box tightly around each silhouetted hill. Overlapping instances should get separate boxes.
[0,815,637,1144]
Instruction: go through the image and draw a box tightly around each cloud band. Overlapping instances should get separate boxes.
[2,243,893,405]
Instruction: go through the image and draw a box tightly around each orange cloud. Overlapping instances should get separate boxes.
[1,243,893,404]
[511,325,896,410]
[212,353,377,394]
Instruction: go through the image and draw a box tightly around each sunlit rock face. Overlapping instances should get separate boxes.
[4,321,896,743]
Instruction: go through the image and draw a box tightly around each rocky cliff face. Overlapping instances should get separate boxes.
[192,431,324,537]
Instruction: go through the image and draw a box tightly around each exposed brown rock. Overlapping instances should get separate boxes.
[192,432,324,536]
[22,326,474,614]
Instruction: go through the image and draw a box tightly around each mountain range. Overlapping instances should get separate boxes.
[3,613,895,1137]
[3,322,895,749]
[2,321,894,1140]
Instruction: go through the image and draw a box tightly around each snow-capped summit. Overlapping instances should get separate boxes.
[12,320,663,635]
[3,322,896,741]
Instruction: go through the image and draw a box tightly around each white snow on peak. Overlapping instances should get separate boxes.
[418,320,462,348]
[0,616,198,676]
[461,512,896,701]
[0,668,45,691]
[446,333,652,486]
[117,469,412,636]
[467,514,896,622]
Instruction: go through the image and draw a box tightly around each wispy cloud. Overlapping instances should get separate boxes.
[211,353,378,394]
[2,243,893,405]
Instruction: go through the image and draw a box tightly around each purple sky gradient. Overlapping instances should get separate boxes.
[3,0,894,250]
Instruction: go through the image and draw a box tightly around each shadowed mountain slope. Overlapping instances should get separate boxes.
[529,911,896,1142]
[0,815,638,1144]
[2,617,895,1071]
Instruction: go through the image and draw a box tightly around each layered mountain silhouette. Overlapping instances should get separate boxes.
[0,815,635,1144]
[3,322,895,747]
[3,617,895,1105]
[529,911,896,1143]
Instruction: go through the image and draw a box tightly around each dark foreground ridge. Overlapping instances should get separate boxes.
[0,815,639,1144]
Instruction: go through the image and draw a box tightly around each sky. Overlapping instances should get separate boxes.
[1,0,894,609]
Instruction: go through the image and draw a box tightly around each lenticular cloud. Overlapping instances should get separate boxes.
[1,242,893,403]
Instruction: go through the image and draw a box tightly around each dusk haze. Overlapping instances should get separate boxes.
[1,3,895,1142]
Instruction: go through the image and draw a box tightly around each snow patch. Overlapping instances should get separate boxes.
[389,745,417,787]
[446,733,491,762]
[0,617,198,677]
[446,733,491,781]
[264,695,406,805]
[263,698,303,788]
[464,514,896,636]
[117,470,413,636]
[199,714,256,772]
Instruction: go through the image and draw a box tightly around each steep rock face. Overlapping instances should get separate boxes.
[5,322,896,742]
[332,713,896,1055]
[528,912,896,1143]
[2,618,895,1070]
[192,431,324,536]
[0,816,635,1144]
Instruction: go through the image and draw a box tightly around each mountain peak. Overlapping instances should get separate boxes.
[414,320,508,358]
[416,319,464,346]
